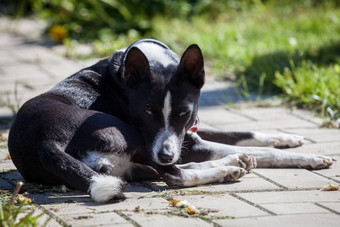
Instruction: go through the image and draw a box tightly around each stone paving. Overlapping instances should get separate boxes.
[1,18,340,226]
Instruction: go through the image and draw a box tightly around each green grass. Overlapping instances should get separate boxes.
[150,2,340,122]
[84,2,340,122]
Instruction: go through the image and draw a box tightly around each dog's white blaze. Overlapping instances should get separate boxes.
[152,91,181,165]
[89,175,124,203]
[162,91,171,129]
[135,42,176,67]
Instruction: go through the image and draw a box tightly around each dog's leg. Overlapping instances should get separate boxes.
[163,165,247,187]
[181,132,334,169]
[39,144,126,203]
[177,153,256,171]
[197,128,304,148]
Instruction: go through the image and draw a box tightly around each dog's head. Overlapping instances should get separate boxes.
[116,39,204,165]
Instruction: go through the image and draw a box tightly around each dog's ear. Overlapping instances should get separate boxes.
[123,47,151,88]
[179,44,205,89]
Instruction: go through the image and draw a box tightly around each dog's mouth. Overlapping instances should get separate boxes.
[151,131,181,166]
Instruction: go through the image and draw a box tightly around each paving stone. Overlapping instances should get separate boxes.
[291,142,340,156]
[173,194,268,218]
[232,107,318,124]
[217,118,317,131]
[260,202,329,215]
[39,60,81,79]
[18,208,62,227]
[59,211,132,227]
[235,190,340,204]
[123,211,213,227]
[10,46,64,65]
[311,158,340,183]
[198,107,253,125]
[0,161,16,171]
[148,173,281,192]
[29,192,92,204]
[0,177,13,190]
[289,109,324,126]
[42,202,99,216]
[282,128,340,143]
[43,197,169,215]
[317,202,340,214]
[214,213,340,227]
[0,49,18,66]
[82,196,170,213]
[253,168,338,189]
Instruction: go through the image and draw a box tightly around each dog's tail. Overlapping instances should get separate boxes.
[37,144,126,203]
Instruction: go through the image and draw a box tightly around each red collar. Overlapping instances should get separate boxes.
[189,118,199,133]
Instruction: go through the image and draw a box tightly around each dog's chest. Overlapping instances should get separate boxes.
[82,151,132,177]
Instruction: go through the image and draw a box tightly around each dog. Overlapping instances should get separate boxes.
[8,39,334,203]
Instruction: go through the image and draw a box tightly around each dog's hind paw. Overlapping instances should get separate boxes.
[89,175,127,203]
[308,155,335,169]
[272,134,304,148]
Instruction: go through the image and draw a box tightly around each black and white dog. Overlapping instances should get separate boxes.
[8,39,334,203]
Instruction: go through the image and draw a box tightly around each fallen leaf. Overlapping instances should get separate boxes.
[321,184,339,191]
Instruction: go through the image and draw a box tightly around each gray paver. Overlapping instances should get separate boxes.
[318,202,340,214]
[282,128,340,143]
[59,211,132,227]
[0,178,13,189]
[253,168,338,189]
[214,213,340,227]
[173,194,268,218]
[123,211,213,227]
[260,203,330,215]
[291,142,340,155]
[199,107,253,125]
[235,190,340,204]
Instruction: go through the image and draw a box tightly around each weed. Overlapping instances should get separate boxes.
[0,182,51,227]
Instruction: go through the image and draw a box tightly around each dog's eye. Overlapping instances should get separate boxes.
[145,109,153,116]
[179,111,189,117]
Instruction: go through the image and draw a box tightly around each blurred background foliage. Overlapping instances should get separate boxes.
[1,0,340,124]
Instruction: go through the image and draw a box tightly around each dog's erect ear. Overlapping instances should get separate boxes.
[123,47,151,87]
[179,44,205,89]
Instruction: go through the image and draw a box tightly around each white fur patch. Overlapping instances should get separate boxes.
[152,91,181,165]
[82,151,132,177]
[89,175,123,203]
[162,91,171,129]
[135,42,177,67]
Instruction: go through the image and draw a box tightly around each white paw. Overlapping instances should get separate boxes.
[89,175,126,203]
[308,154,335,169]
[271,134,304,148]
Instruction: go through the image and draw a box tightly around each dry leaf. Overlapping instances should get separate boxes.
[321,184,339,191]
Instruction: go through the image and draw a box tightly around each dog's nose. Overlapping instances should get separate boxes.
[158,145,174,164]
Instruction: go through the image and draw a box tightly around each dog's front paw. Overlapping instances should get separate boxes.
[89,175,127,203]
[163,173,184,187]
[223,167,247,182]
[223,154,257,172]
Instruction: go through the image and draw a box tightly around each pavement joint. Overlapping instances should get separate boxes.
[229,193,277,216]
[252,171,288,190]
[310,171,340,184]
[314,202,340,215]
